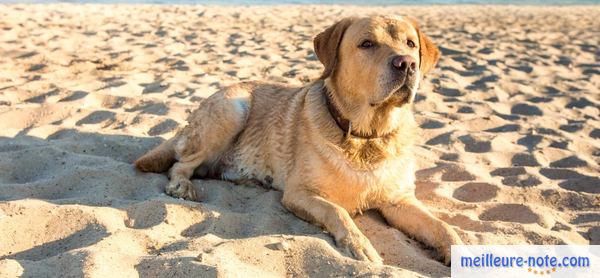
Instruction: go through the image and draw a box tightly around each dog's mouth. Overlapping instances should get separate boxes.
[370,85,414,107]
[392,85,412,102]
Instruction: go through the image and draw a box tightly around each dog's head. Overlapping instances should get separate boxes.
[314,16,440,108]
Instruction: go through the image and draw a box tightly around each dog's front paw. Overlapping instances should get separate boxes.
[437,224,463,266]
[336,232,383,264]
[166,179,199,201]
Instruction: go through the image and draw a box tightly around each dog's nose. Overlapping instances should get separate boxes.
[391,55,417,74]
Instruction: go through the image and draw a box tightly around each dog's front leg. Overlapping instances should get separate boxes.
[380,195,462,265]
[282,192,383,264]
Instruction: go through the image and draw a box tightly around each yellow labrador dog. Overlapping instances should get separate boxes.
[135,15,462,265]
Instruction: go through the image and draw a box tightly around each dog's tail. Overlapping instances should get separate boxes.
[134,137,177,173]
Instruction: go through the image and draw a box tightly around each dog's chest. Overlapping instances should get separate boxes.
[314,151,416,213]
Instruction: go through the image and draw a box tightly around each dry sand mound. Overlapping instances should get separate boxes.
[0,4,598,277]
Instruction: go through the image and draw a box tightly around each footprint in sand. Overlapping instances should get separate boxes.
[75,111,116,126]
[453,182,499,202]
[490,167,526,176]
[566,97,594,109]
[539,168,599,194]
[420,119,445,129]
[436,87,462,97]
[571,213,600,225]
[466,74,498,91]
[549,140,569,149]
[559,122,584,133]
[541,189,599,211]
[99,77,127,90]
[457,106,474,113]
[458,134,491,153]
[517,134,543,150]
[549,155,587,168]
[59,91,89,102]
[485,124,521,133]
[125,200,168,229]
[141,81,170,94]
[527,96,552,103]
[440,153,459,162]
[539,168,586,180]
[441,164,476,182]
[16,51,38,59]
[559,177,600,194]
[490,167,541,187]
[126,102,170,116]
[24,88,60,103]
[588,227,600,244]
[148,119,179,136]
[500,175,542,187]
[479,204,539,224]
[426,131,453,145]
[511,103,543,116]
[26,63,46,72]
[511,153,540,167]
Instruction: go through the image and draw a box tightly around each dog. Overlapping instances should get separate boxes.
[135,15,462,265]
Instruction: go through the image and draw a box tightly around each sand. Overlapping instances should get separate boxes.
[0,4,598,277]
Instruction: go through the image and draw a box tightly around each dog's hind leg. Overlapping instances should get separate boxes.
[163,87,252,200]
[135,137,177,173]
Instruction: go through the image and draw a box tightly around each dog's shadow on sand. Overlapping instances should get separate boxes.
[0,129,448,277]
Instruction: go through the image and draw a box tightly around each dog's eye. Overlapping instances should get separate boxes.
[407,40,416,48]
[359,40,375,49]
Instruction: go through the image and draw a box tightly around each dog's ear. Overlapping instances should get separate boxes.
[313,17,357,79]
[406,17,440,77]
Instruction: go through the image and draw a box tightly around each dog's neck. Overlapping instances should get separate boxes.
[323,79,411,139]
[324,87,380,139]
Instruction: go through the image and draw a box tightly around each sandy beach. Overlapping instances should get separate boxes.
[0,4,598,277]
